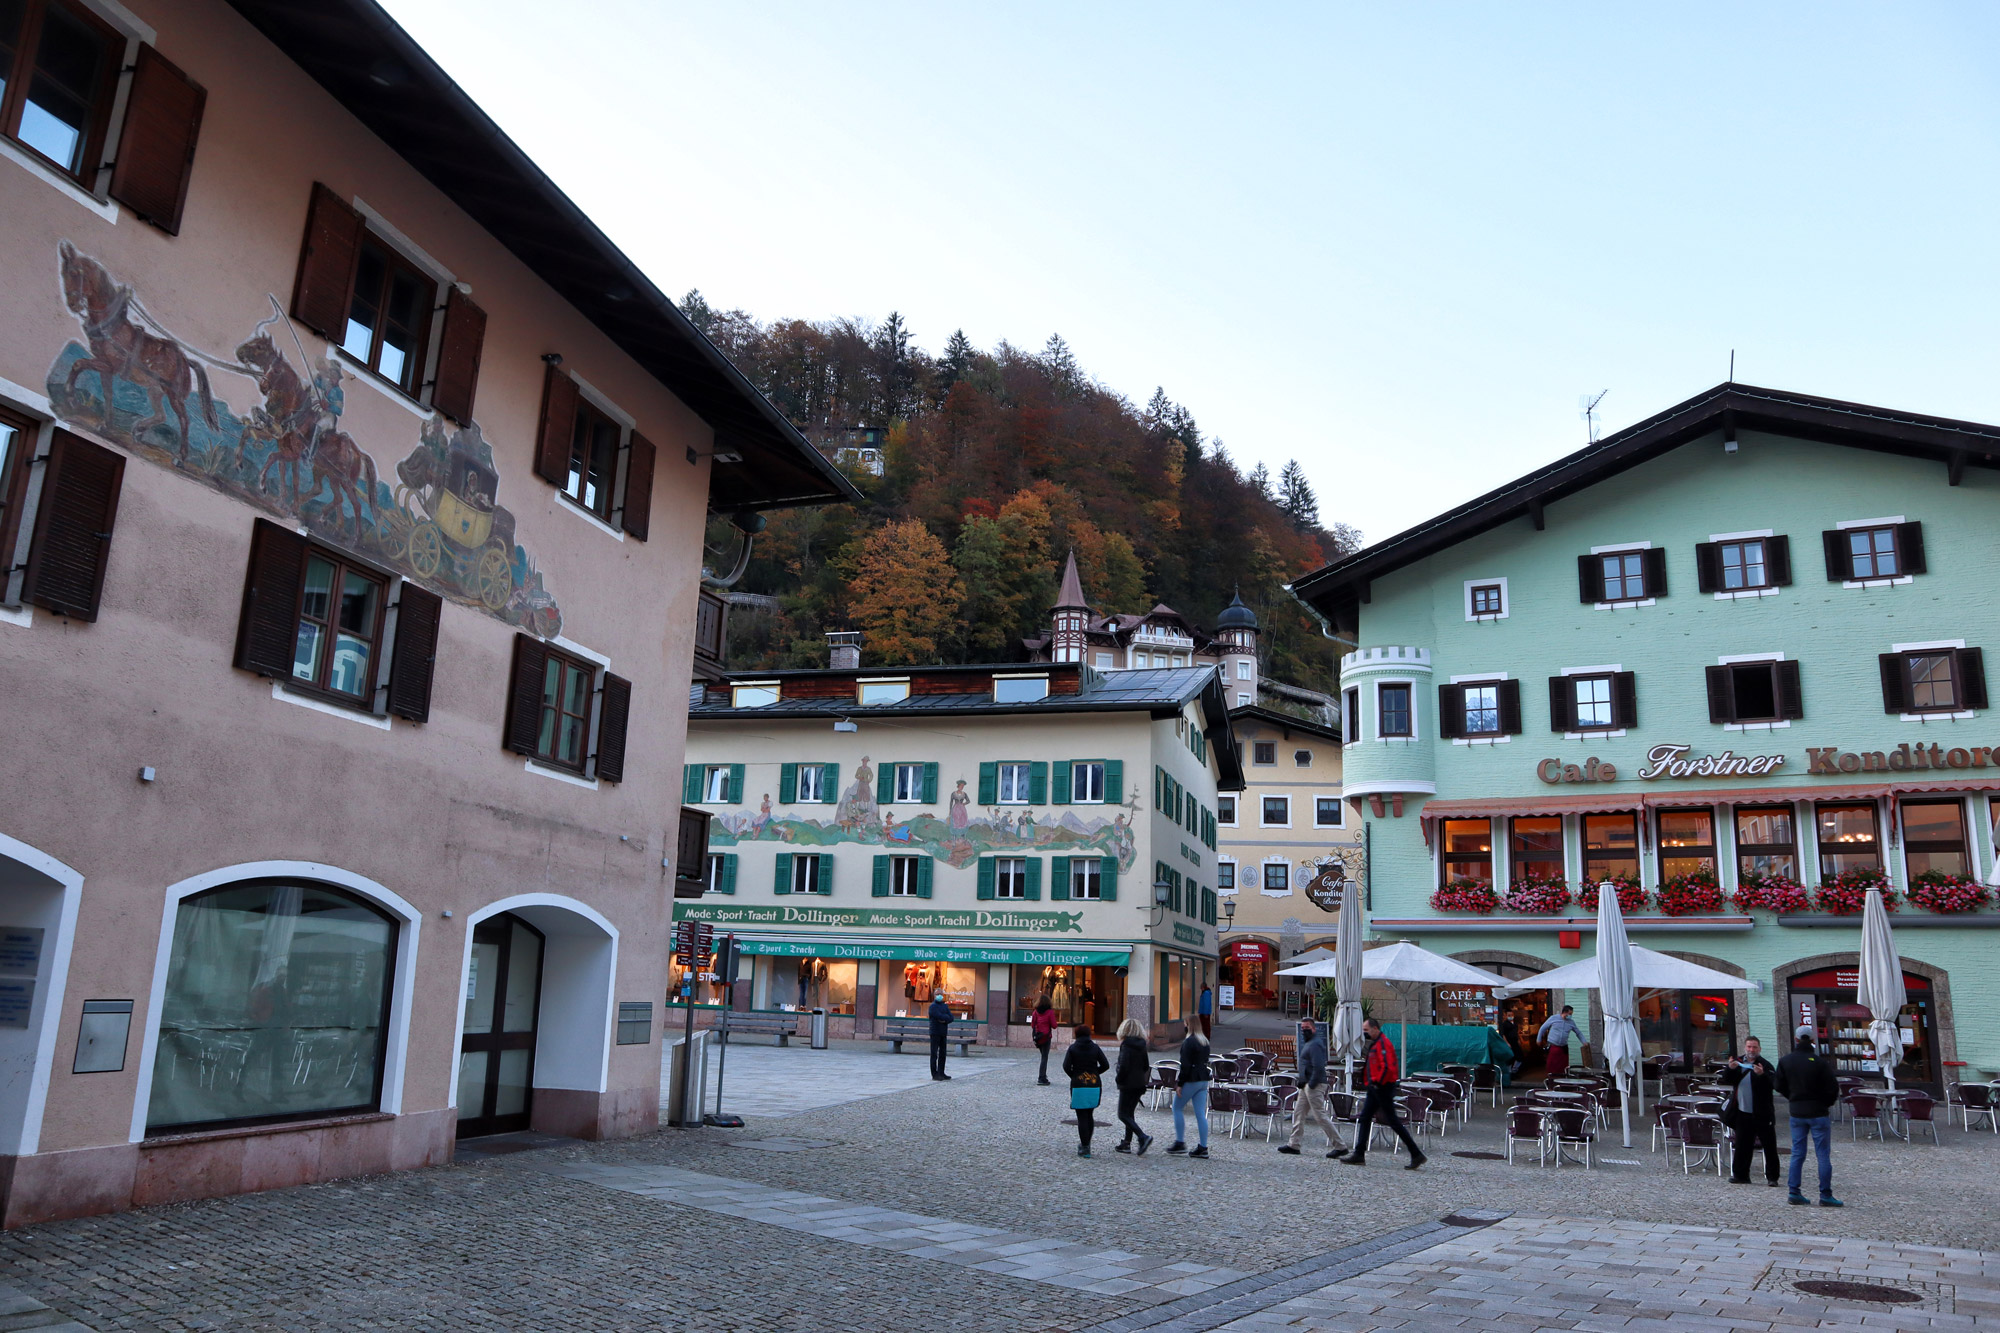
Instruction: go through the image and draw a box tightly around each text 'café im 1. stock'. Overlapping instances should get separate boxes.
[1290,384,2000,1095]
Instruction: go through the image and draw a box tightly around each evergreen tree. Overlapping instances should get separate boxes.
[872,311,916,421]
[680,288,715,335]
[1248,460,1272,498]
[938,328,975,394]
[1278,459,1319,531]
[1042,333,1081,398]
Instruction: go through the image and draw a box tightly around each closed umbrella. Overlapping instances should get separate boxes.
[1330,877,1365,1094]
[1857,885,1906,1093]
[1595,882,1642,1147]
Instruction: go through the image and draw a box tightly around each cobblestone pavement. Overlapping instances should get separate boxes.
[3,1044,1999,1331]
[685,1042,1009,1119]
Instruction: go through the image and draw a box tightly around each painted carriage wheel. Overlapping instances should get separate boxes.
[477,544,511,611]
[408,522,444,580]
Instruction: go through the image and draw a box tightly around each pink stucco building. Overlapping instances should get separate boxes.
[0,0,855,1225]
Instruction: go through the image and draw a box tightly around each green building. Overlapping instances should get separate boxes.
[1292,383,2000,1093]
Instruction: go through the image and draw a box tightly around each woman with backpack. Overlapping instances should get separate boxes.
[1112,1018,1155,1154]
[1031,996,1059,1086]
[1062,1023,1110,1157]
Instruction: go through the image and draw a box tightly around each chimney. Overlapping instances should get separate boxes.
[827,631,862,670]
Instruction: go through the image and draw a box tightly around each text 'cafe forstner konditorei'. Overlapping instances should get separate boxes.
[1291,384,2000,1094]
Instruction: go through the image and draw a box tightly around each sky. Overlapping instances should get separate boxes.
[381,2,2000,543]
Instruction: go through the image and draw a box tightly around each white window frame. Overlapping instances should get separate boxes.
[792,855,821,895]
[1236,660,1252,680]
[890,857,923,896]
[1073,761,1106,803]
[702,766,731,802]
[1094,652,1112,669]
[1261,859,1292,896]
[796,765,825,803]
[731,681,780,708]
[1260,794,1292,829]
[1070,859,1101,901]
[1464,576,1509,622]
[1293,749,1312,768]
[1835,516,1916,589]
[707,853,727,894]
[1559,663,1626,740]
[859,678,909,705]
[1217,795,1238,827]
[997,762,1032,804]
[893,764,924,803]
[1373,679,1419,741]
[1715,651,1794,732]
[996,857,1027,900]
[1216,858,1238,895]
[1315,796,1345,829]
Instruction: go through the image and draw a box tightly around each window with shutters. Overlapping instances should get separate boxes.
[1719,540,1767,590]
[1704,658,1803,727]
[701,766,731,803]
[0,406,33,603]
[1878,645,1983,716]
[340,239,435,395]
[1217,795,1236,826]
[0,0,121,182]
[1072,761,1106,802]
[892,763,925,803]
[1261,795,1290,828]
[997,762,1032,804]
[1315,796,1343,828]
[1910,652,1957,711]
[889,856,924,896]
[1069,859,1101,900]
[563,397,621,520]
[995,857,1027,900]
[790,855,823,896]
[796,765,824,803]
[1571,675,1614,730]
[534,647,595,771]
[290,549,386,702]
[707,853,730,895]
[1845,526,1900,579]
[1462,684,1502,736]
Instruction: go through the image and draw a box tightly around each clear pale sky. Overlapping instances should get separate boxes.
[382,2,2000,543]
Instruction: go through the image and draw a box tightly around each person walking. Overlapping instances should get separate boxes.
[1112,1018,1154,1154]
[1031,996,1059,1086]
[1063,1024,1110,1157]
[1721,1036,1781,1186]
[1165,1027,1212,1159]
[928,990,953,1081]
[1338,1018,1426,1169]
[1197,985,1214,1037]
[1278,1017,1347,1158]
[1536,1005,1581,1081]
[1775,1025,1844,1207]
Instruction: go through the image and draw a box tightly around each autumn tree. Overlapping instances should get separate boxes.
[846,519,964,664]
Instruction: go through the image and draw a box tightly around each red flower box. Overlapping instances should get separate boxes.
[1577,876,1648,914]
[1430,879,1500,914]
[1503,873,1573,915]
[1733,873,1812,914]
[1815,867,1898,915]
[1908,871,1990,914]
[1657,870,1725,916]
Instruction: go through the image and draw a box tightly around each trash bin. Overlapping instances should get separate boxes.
[811,1007,829,1049]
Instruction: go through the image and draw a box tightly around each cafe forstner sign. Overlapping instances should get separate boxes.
[1537,743,1785,785]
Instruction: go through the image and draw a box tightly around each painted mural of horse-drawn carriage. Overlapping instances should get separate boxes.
[381,419,516,612]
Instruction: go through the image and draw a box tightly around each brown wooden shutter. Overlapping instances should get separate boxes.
[0,424,34,593]
[430,288,486,426]
[1957,648,1987,711]
[1612,671,1639,728]
[595,672,632,782]
[290,182,364,339]
[504,633,551,754]
[620,430,656,541]
[534,362,578,486]
[1547,676,1574,731]
[1497,678,1522,735]
[1640,547,1668,598]
[1775,659,1804,720]
[233,517,307,674]
[22,431,124,621]
[1877,653,1910,714]
[1822,529,1849,581]
[1898,521,1926,574]
[385,581,443,721]
[1576,553,1604,603]
[1436,683,1464,739]
[108,45,206,235]
[1704,665,1735,724]
[1765,534,1791,586]
[1693,542,1722,593]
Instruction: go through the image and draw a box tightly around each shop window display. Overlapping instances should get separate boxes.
[1789,967,1937,1090]
[751,957,859,1015]
[667,955,730,1008]
[883,960,985,1021]
[1637,989,1735,1070]
[1012,964,1122,1031]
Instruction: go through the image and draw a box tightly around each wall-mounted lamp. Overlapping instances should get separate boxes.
[834,718,858,733]
[1149,877,1173,925]
[1217,897,1238,934]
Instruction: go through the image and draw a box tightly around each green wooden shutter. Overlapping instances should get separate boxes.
[873,855,891,897]
[728,764,746,804]
[978,761,998,805]
[1052,761,1072,804]
[976,857,996,900]
[1025,858,1042,901]
[1154,767,1163,810]
[878,763,895,804]
[1170,869,1183,913]
[819,855,834,896]
[683,764,702,803]
[779,763,798,804]
[821,763,840,803]
[1099,857,1118,902]
[1050,856,1070,901]
[917,858,933,898]
[720,855,738,895]
[922,763,939,803]
[774,852,793,894]
[1104,759,1123,806]
[1029,761,1047,804]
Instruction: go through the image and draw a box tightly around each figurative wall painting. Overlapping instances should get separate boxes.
[46,243,562,636]
[711,757,1139,871]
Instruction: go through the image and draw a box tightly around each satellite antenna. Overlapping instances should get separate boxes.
[1579,390,1609,443]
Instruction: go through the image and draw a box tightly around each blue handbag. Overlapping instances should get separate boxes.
[1070,1083,1101,1111]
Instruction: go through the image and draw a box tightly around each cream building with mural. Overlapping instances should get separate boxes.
[677,659,1244,1045]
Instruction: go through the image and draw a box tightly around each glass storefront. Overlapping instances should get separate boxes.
[1012,964,1124,1031]
[1219,941,1271,1008]
[1158,954,1200,1027]
[1431,960,1547,1074]
[747,956,863,1014]
[1789,967,1938,1091]
[879,960,983,1021]
[667,955,731,1008]
[1637,989,1735,1070]
[1656,809,1716,879]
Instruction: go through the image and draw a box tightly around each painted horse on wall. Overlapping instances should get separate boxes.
[234,330,379,537]
[58,241,219,465]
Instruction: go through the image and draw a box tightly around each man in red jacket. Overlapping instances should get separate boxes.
[1338,1019,1426,1169]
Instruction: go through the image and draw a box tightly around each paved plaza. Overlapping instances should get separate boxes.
[3,1042,2000,1330]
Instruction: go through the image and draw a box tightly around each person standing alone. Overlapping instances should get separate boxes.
[1537,1005,1581,1080]
[1775,1025,1843,1207]
[1031,996,1058,1086]
[928,990,953,1081]
[1112,1018,1154,1154]
[1722,1036,1780,1186]
[1197,984,1214,1037]
[1063,1024,1110,1157]
[1338,1018,1425,1169]
[1278,1017,1346,1158]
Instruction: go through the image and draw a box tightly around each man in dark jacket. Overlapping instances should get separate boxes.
[928,991,953,1081]
[1338,1019,1425,1169]
[1721,1036,1780,1186]
[1279,1019,1347,1157]
[1774,1026,1843,1207]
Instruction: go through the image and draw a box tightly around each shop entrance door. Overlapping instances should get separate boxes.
[1637,989,1738,1073]
[457,913,544,1139]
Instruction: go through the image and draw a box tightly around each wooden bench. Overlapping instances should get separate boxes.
[880,1017,981,1056]
[712,1012,800,1047]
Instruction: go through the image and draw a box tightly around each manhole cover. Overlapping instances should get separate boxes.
[1793,1280,1924,1305]
[1439,1214,1495,1227]
[1450,1151,1505,1160]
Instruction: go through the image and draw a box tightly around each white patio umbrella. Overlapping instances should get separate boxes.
[1857,885,1906,1093]
[1595,883,1642,1148]
[1329,881,1365,1094]
[1286,946,1339,969]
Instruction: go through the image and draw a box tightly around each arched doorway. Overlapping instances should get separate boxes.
[1772,952,1954,1096]
[1219,937,1278,1010]
[0,834,82,1165]
[1446,950,1558,1078]
[456,913,544,1138]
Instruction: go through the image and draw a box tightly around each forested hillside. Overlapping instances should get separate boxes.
[684,294,1361,690]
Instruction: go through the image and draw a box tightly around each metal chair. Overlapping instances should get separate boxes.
[1208,1083,1247,1138]
[1901,1091,1940,1144]
[1148,1061,1180,1112]
[1959,1083,1999,1133]
[1505,1107,1548,1166]
[1651,1105,1685,1154]
[1471,1063,1502,1108]
[1547,1106,1596,1168]
[1421,1086,1459,1136]
[1381,1091,1431,1156]
[1241,1086,1285,1142]
[1845,1091,1886,1141]
[1833,1076,1863,1122]
[1679,1114,1725,1175]
[1208,1056,1241,1084]
[1593,1081,1623,1131]
[1326,1089,1362,1137]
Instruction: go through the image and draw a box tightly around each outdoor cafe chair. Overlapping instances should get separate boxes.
[1547,1106,1596,1168]
[1209,1056,1240,1084]
[1593,1081,1623,1131]
[1471,1063,1502,1108]
[1651,1106,1685,1154]
[1268,1072,1296,1090]
[1419,1087,1458,1137]
[1833,1076,1863,1122]
[1679,1114,1725,1175]
[1957,1083,1999,1133]
[1326,1089,1362,1134]
[1148,1061,1180,1112]
[1209,1084,1247,1139]
[1241,1086,1285,1142]
[1668,1074,1698,1097]
[1845,1091,1888,1141]
[1505,1107,1549,1167]
[1900,1090,1940,1144]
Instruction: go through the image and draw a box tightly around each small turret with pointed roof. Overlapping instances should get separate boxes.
[1055,550,1088,612]
[1050,550,1090,663]
[1216,586,1259,703]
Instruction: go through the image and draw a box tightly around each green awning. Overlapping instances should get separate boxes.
[736,938,1131,966]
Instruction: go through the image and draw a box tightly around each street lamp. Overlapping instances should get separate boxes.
[1217,897,1237,934]
[1148,877,1172,925]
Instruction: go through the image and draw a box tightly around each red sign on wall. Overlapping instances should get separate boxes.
[1230,941,1270,962]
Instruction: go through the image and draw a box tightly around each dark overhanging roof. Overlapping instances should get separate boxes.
[1227,703,1341,747]
[1291,382,2000,633]
[225,0,862,514]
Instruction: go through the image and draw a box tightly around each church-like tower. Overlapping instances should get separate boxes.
[1050,551,1090,663]
[1214,588,1260,703]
